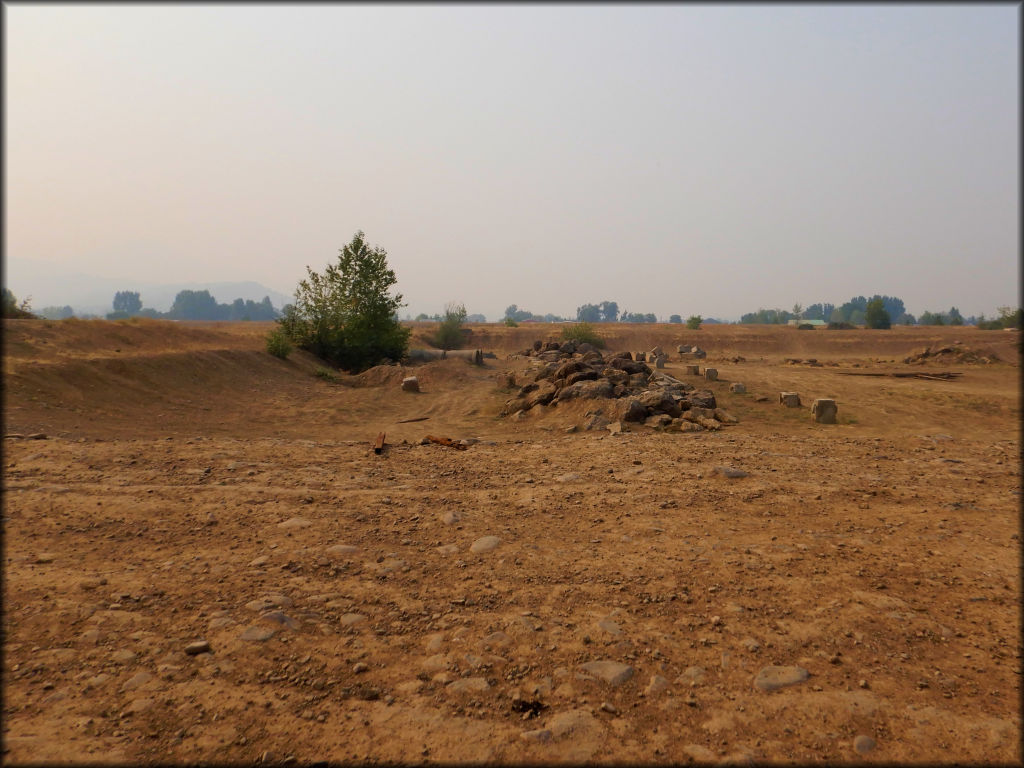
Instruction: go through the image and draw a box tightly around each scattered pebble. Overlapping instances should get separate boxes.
[353,662,369,674]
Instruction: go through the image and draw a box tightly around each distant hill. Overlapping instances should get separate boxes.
[4,258,292,316]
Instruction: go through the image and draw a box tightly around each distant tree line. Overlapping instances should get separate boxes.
[741,296,913,326]
[32,290,280,321]
[503,305,570,323]
[414,310,486,323]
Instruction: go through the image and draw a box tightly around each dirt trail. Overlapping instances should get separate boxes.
[3,318,1020,764]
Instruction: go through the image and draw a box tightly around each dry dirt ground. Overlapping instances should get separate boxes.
[3,319,1021,765]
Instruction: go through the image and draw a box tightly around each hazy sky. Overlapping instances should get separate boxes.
[5,4,1019,320]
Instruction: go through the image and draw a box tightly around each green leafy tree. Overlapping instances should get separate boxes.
[864,297,891,329]
[947,306,964,326]
[669,314,682,324]
[576,303,601,323]
[277,231,409,372]
[113,291,142,315]
[686,315,703,330]
[434,302,468,351]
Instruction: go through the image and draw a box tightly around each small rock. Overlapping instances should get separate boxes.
[579,660,634,687]
[470,536,501,554]
[240,626,276,642]
[121,671,153,691]
[555,473,581,483]
[34,553,56,564]
[339,613,365,627]
[401,377,420,393]
[853,735,876,754]
[446,677,490,693]
[435,544,459,555]
[713,466,749,479]
[441,511,463,526]
[353,662,369,674]
[110,649,136,664]
[600,701,618,714]
[520,728,552,743]
[683,744,716,761]
[754,665,810,692]
[277,517,311,530]
[644,674,670,696]
[325,545,358,557]
[596,618,621,636]
[121,698,154,716]
[184,640,211,656]
[259,611,299,629]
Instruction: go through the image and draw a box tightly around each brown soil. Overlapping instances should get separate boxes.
[3,318,1021,764]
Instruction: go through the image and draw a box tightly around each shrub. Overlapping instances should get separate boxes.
[266,327,293,359]
[686,315,703,330]
[278,231,410,372]
[503,317,518,327]
[433,303,467,350]
[314,367,338,382]
[797,323,815,330]
[827,321,856,330]
[561,322,605,348]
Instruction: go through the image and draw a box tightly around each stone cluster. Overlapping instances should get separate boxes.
[503,340,738,431]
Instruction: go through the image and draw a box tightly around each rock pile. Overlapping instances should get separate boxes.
[503,340,737,431]
[903,344,999,365]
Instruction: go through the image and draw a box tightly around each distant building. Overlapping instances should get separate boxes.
[788,318,826,327]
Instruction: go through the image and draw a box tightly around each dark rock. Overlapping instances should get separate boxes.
[687,390,717,409]
[556,379,613,401]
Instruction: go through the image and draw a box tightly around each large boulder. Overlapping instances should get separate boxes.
[526,380,558,409]
[601,368,629,387]
[613,397,648,422]
[608,357,650,375]
[533,362,561,381]
[554,360,589,381]
[687,389,717,409]
[564,370,599,387]
[556,378,614,402]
